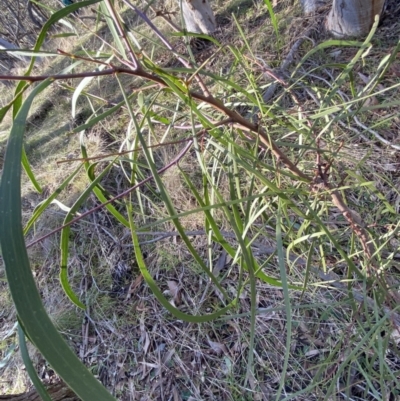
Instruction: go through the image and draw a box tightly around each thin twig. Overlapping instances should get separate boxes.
[26,140,194,249]
[103,0,140,70]
[57,119,231,164]
[260,29,313,104]
[116,227,400,326]
[122,0,212,97]
[0,66,309,180]
[353,115,400,151]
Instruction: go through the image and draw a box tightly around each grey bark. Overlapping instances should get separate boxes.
[178,0,217,34]
[0,383,78,401]
[325,0,386,37]
[300,0,326,14]
[301,0,386,37]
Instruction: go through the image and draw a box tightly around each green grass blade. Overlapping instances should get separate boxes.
[262,0,280,44]
[292,40,364,77]
[0,79,117,401]
[321,307,400,400]
[275,206,292,401]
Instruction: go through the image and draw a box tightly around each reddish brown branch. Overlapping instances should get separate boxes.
[0,65,308,180]
[103,0,140,70]
[257,65,378,272]
[3,53,375,266]
[311,143,377,273]
[121,0,212,97]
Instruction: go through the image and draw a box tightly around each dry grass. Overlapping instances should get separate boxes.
[1,0,400,400]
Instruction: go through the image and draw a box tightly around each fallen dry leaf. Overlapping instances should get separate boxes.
[166,280,181,305]
[305,348,329,357]
[389,63,400,77]
[207,338,228,355]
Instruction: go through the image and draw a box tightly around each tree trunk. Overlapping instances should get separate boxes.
[300,0,386,38]
[325,0,386,37]
[300,0,325,14]
[0,383,79,401]
[178,0,216,34]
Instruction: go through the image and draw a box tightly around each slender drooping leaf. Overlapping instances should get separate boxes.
[12,0,103,118]
[60,162,114,309]
[21,146,42,193]
[0,79,116,401]
[18,324,52,401]
[24,164,83,235]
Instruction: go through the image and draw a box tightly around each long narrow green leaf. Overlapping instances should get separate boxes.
[21,146,42,193]
[127,201,234,322]
[262,0,280,44]
[80,133,130,227]
[24,164,83,235]
[0,49,62,58]
[60,162,114,309]
[12,0,103,118]
[18,324,52,401]
[100,1,127,59]
[0,79,116,401]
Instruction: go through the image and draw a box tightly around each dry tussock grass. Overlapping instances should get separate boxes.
[2,0,400,399]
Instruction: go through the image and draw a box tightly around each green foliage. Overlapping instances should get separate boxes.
[1,1,400,399]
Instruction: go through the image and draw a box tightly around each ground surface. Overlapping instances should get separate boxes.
[1,1,400,400]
